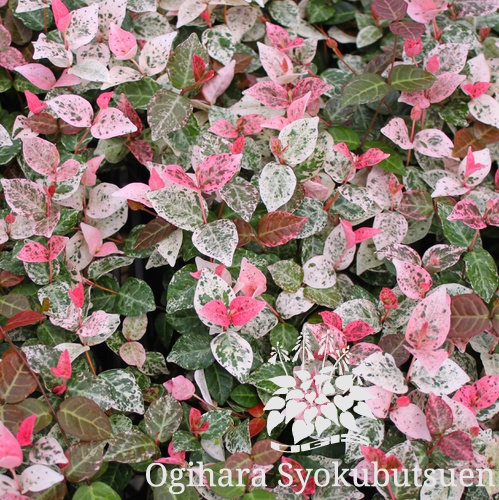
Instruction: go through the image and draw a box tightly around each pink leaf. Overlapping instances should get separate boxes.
[163,375,196,401]
[192,54,206,82]
[18,241,50,263]
[80,222,102,256]
[380,117,413,149]
[438,430,474,461]
[414,129,453,158]
[113,182,152,207]
[202,60,236,105]
[257,42,295,83]
[354,227,382,244]
[51,159,80,183]
[51,0,72,32]
[427,72,466,103]
[461,147,489,184]
[239,114,266,136]
[356,148,390,169]
[390,404,432,441]
[108,22,137,60]
[127,140,153,166]
[233,257,267,298]
[81,155,104,187]
[406,348,448,376]
[365,386,393,418]
[229,296,265,326]
[340,220,356,249]
[162,164,198,191]
[77,310,116,338]
[406,0,447,23]
[405,287,450,348]
[319,311,343,330]
[461,82,491,99]
[0,47,26,71]
[208,120,238,139]
[287,92,310,123]
[68,282,84,308]
[332,142,354,163]
[90,108,137,139]
[25,91,47,114]
[196,154,242,193]
[22,137,60,176]
[0,421,23,469]
[15,64,56,91]
[266,23,292,50]
[243,81,289,108]
[48,94,94,128]
[54,69,81,88]
[96,91,114,110]
[473,375,499,409]
[16,414,37,447]
[47,235,68,261]
[392,258,433,299]
[293,78,332,101]
[199,300,230,327]
[447,200,486,229]
[343,320,374,341]
[119,341,146,367]
[51,350,72,379]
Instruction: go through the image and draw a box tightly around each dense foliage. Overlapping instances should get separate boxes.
[0,0,498,497]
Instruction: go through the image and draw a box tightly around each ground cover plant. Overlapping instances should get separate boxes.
[0,0,498,497]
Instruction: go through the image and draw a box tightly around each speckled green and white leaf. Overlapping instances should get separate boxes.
[38,282,71,319]
[294,198,328,239]
[324,224,355,271]
[116,278,156,316]
[157,229,183,267]
[52,164,86,203]
[226,6,257,41]
[402,216,433,245]
[211,332,253,382]
[385,441,421,499]
[324,147,352,184]
[411,358,470,395]
[1,179,47,221]
[268,0,300,26]
[167,332,215,370]
[200,409,232,440]
[176,0,206,28]
[268,260,303,293]
[88,255,134,279]
[97,0,126,39]
[279,117,319,166]
[481,353,499,376]
[122,315,148,342]
[147,184,204,231]
[356,240,384,274]
[87,183,127,219]
[337,185,379,218]
[99,369,145,414]
[68,59,110,82]
[144,394,182,443]
[29,437,68,467]
[276,287,314,319]
[145,249,168,270]
[194,268,235,327]
[0,124,12,147]
[202,26,236,65]
[335,299,381,332]
[259,163,296,212]
[352,352,408,393]
[420,469,464,500]
[127,0,156,12]
[220,178,259,222]
[147,89,193,141]
[79,312,121,346]
[65,4,99,51]
[139,32,177,76]
[372,212,408,255]
[356,25,383,48]
[240,306,278,339]
[344,417,385,463]
[22,344,57,373]
[68,375,115,411]
[138,352,169,376]
[54,343,90,362]
[303,255,336,289]
[192,220,238,267]
[225,420,252,454]
[24,261,54,286]
[104,429,158,463]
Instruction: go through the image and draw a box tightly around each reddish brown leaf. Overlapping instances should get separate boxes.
[378,334,410,367]
[117,93,142,135]
[134,218,175,250]
[426,394,453,437]
[248,417,266,438]
[4,310,45,332]
[26,113,58,135]
[232,218,254,247]
[0,349,37,404]
[233,53,254,74]
[0,293,30,319]
[251,439,283,465]
[257,211,307,248]
[389,21,425,40]
[373,0,407,20]
[126,140,153,166]
[438,430,474,461]
[449,293,490,342]
[397,190,434,220]
[0,403,25,433]
[473,122,499,145]
[0,271,25,288]
[452,129,484,158]
[225,452,253,472]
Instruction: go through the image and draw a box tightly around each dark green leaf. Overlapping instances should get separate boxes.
[341,74,390,106]
[390,65,436,91]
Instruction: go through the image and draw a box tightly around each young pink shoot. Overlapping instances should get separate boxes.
[16,414,37,446]
[50,349,72,380]
[80,222,123,257]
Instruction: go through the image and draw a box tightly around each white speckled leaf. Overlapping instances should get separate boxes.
[279,117,319,166]
[192,220,238,266]
[211,331,253,382]
[411,358,470,395]
[352,352,408,393]
[259,162,296,212]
